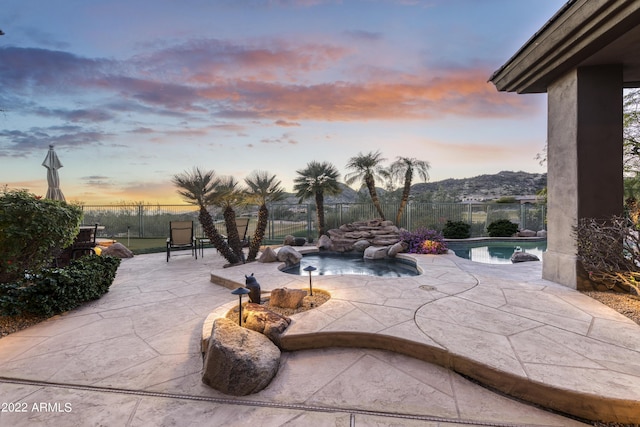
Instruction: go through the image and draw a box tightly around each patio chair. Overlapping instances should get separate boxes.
[71,224,98,260]
[167,221,197,262]
[201,218,251,258]
[235,217,251,248]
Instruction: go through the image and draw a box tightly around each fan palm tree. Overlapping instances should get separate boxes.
[388,156,430,225]
[215,176,246,262]
[293,161,341,238]
[171,168,240,264]
[244,171,286,262]
[345,150,388,220]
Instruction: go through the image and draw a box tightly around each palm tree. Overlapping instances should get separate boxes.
[345,150,387,220]
[215,176,246,262]
[244,171,286,262]
[293,161,341,238]
[171,168,240,264]
[388,156,430,225]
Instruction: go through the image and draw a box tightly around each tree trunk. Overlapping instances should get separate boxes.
[223,206,244,262]
[198,206,239,264]
[395,173,412,225]
[366,176,385,220]
[247,204,268,262]
[315,191,326,237]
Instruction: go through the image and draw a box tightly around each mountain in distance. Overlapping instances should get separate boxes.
[410,170,547,202]
[280,171,546,204]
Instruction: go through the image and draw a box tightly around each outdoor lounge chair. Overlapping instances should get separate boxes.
[54,224,99,266]
[235,217,251,248]
[71,224,98,260]
[167,221,197,262]
[199,218,250,257]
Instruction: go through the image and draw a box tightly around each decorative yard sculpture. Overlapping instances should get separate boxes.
[244,273,262,304]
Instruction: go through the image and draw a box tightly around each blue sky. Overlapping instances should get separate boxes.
[0,0,566,204]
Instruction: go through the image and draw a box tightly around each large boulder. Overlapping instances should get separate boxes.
[257,247,278,263]
[353,239,371,252]
[364,246,388,260]
[269,288,306,309]
[537,229,548,238]
[202,318,281,396]
[283,235,295,246]
[276,246,302,266]
[518,229,537,237]
[387,241,408,257]
[101,242,134,258]
[242,303,291,344]
[511,252,540,263]
[317,235,332,250]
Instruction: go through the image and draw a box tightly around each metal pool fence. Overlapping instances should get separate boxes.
[80,202,546,245]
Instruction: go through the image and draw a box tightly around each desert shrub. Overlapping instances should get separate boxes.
[0,190,82,283]
[487,219,519,237]
[400,227,448,254]
[442,220,471,239]
[575,215,640,294]
[0,255,121,316]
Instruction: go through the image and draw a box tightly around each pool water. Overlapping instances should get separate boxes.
[281,252,420,277]
[448,240,546,264]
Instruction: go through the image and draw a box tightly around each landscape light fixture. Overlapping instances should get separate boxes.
[231,287,250,326]
[303,265,317,296]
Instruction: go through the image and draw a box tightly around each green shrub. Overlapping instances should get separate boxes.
[0,190,82,283]
[0,255,121,316]
[442,220,471,239]
[487,219,519,237]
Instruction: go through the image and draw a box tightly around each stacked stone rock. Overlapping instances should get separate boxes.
[322,219,402,252]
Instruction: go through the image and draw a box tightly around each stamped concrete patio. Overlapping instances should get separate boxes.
[1,247,639,426]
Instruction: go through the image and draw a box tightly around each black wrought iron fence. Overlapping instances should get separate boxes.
[80,202,546,244]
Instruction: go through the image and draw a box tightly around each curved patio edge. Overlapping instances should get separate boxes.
[206,250,640,424]
[202,307,640,424]
[277,331,640,424]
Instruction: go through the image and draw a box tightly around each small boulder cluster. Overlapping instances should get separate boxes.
[201,285,316,396]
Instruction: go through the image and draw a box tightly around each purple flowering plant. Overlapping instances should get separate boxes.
[400,227,448,255]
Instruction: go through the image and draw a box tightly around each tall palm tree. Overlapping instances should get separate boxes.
[215,176,246,262]
[244,171,286,262]
[293,161,341,238]
[344,150,387,220]
[171,168,240,264]
[388,156,430,225]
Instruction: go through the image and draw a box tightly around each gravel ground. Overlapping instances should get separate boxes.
[0,313,48,338]
[582,291,640,326]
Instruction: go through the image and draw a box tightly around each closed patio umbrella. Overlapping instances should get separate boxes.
[42,144,65,201]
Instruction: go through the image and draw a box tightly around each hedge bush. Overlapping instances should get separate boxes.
[442,220,471,239]
[0,190,82,283]
[0,255,121,316]
[487,219,519,237]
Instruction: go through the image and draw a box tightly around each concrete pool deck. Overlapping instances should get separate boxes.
[0,248,639,425]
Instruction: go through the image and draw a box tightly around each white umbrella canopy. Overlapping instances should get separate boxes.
[42,144,65,201]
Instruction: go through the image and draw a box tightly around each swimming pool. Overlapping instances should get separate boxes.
[447,240,546,264]
[281,252,420,277]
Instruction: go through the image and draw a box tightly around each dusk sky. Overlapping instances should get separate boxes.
[1,0,566,205]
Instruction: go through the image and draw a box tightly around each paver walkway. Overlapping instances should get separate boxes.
[0,248,638,426]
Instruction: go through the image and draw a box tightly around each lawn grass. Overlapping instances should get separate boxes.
[103,238,166,254]
[108,235,295,255]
